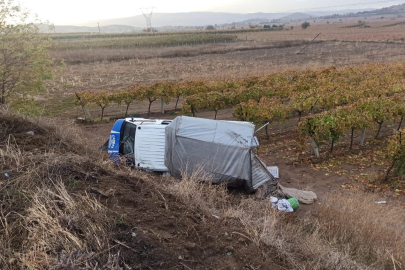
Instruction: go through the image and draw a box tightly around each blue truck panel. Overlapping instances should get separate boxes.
[108,119,125,163]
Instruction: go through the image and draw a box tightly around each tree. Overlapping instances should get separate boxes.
[93,91,113,121]
[138,85,157,117]
[206,25,215,30]
[0,0,52,105]
[206,92,226,120]
[357,20,368,27]
[301,22,310,29]
[113,87,140,117]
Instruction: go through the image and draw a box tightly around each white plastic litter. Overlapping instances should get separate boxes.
[277,199,294,212]
[267,166,279,178]
[374,201,387,204]
[270,196,279,208]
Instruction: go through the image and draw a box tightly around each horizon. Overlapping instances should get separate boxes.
[20,0,405,25]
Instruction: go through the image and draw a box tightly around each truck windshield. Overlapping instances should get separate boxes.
[119,122,136,165]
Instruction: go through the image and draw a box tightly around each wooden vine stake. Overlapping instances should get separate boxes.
[360,128,367,147]
[161,99,165,114]
[75,92,92,121]
[311,138,320,158]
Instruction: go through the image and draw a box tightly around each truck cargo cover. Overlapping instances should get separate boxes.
[165,116,278,192]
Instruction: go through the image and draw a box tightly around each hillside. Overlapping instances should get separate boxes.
[87,10,384,28]
[360,3,405,15]
[39,24,142,33]
[0,111,288,269]
[81,12,290,28]
[322,3,405,19]
[280,12,312,20]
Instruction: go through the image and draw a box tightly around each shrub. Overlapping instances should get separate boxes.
[301,21,310,29]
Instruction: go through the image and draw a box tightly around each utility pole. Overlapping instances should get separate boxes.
[140,7,156,35]
[98,22,101,33]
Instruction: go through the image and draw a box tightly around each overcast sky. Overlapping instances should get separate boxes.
[20,0,405,25]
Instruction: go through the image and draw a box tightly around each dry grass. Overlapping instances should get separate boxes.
[2,109,405,269]
[0,111,117,269]
[21,180,111,269]
[142,168,405,270]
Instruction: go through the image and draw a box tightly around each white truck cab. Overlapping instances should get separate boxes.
[108,118,172,171]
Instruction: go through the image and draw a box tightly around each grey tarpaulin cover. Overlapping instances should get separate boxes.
[165,116,278,192]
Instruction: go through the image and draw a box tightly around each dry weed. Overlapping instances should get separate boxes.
[141,166,231,217]
[138,167,405,270]
[20,179,111,269]
[0,111,120,269]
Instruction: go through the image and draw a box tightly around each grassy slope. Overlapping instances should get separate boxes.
[0,111,281,269]
[1,111,404,269]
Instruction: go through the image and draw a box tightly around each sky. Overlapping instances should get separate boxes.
[19,0,405,25]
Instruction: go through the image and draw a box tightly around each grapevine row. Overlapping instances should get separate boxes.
[75,62,405,155]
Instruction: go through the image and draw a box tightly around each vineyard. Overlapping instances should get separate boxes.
[48,27,283,40]
[75,62,405,180]
[53,33,238,50]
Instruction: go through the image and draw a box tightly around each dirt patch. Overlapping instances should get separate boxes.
[86,172,282,269]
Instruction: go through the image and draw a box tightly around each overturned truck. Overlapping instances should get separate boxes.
[107,116,278,194]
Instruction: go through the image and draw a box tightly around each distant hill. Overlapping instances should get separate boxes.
[39,24,141,33]
[321,3,405,19]
[280,13,312,20]
[43,6,399,34]
[365,3,405,14]
[308,8,375,17]
[80,12,290,28]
